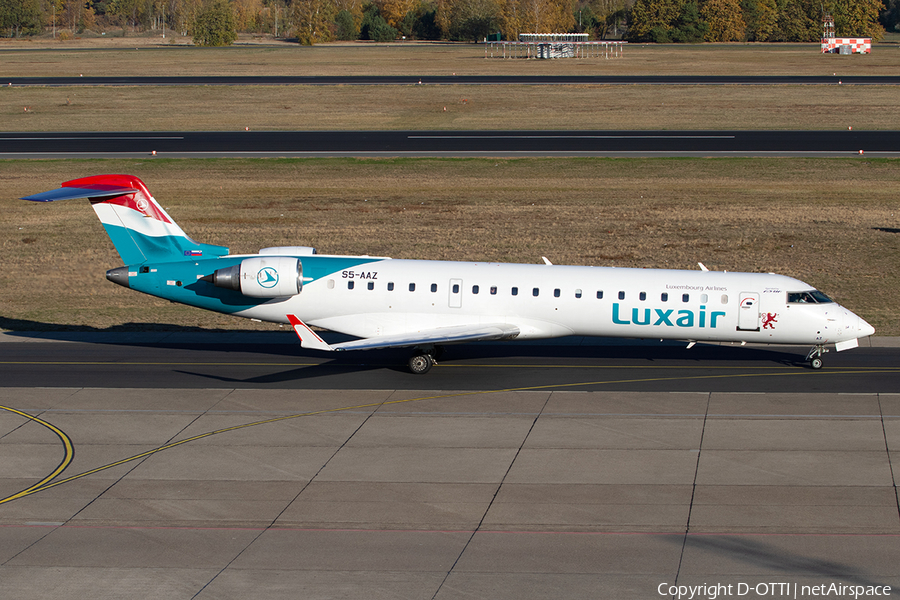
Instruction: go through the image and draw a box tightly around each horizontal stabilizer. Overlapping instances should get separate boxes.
[22,186,139,202]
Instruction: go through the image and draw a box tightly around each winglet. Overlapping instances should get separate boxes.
[287,315,334,351]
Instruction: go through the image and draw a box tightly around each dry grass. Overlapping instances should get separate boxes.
[1,37,898,77]
[3,41,898,131]
[5,83,900,131]
[2,158,898,334]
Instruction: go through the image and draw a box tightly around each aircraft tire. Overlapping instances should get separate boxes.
[810,357,824,370]
[408,354,434,374]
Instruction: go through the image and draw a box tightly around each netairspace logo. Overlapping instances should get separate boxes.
[658,582,892,599]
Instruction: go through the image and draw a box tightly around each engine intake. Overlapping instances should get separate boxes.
[203,256,302,298]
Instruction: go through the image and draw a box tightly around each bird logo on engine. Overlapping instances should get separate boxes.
[257,267,279,288]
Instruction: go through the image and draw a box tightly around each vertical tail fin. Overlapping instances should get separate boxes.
[22,174,228,265]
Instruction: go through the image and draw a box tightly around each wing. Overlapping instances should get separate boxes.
[287,315,519,352]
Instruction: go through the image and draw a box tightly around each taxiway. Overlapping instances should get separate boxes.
[1,334,898,599]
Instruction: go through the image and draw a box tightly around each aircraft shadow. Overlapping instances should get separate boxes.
[1,316,809,382]
[674,535,890,587]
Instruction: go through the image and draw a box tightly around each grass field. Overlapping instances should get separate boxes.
[3,40,900,131]
[1,37,898,77]
[3,158,898,334]
[6,84,900,131]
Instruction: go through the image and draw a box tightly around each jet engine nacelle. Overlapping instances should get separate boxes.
[205,256,302,298]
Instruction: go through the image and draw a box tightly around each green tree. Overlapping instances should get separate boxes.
[668,0,707,41]
[771,0,818,41]
[437,0,500,40]
[701,0,744,40]
[741,0,777,40]
[411,7,440,38]
[109,0,151,31]
[626,0,684,41]
[360,4,398,39]
[0,0,43,36]
[882,0,900,32]
[334,7,358,38]
[582,0,629,39]
[380,0,417,27]
[829,0,884,38]
[291,0,335,44]
[192,0,236,45]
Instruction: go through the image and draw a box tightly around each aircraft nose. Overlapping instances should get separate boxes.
[844,307,875,338]
[858,315,875,338]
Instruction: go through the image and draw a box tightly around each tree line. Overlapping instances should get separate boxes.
[1,0,895,44]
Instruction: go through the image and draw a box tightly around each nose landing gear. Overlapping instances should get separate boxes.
[805,345,828,369]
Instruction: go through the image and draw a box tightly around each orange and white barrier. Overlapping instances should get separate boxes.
[821,38,871,54]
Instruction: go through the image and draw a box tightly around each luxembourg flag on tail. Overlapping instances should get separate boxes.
[22,174,228,265]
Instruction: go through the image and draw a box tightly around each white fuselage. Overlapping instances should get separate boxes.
[232,258,873,347]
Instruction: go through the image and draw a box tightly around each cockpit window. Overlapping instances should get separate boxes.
[787,290,834,304]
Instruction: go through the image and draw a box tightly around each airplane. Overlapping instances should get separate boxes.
[23,174,875,373]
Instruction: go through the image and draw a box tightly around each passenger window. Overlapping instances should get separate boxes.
[575,289,582,298]
[387,282,394,291]
[639,292,646,301]
[721,294,728,304]
[472,285,479,294]
[597,291,604,299]
[533,288,539,297]
[682,294,689,302]
[348,281,354,290]
[327,279,335,289]
[661,292,668,302]
[367,282,374,290]
[554,288,561,298]
[511,287,518,296]
[701,293,708,303]
[452,284,460,293]
[431,283,437,293]
[618,291,625,300]
[490,286,497,295]
[409,283,416,292]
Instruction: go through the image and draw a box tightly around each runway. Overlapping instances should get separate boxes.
[3,130,899,158]
[1,333,898,599]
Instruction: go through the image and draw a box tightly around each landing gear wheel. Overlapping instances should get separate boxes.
[805,344,828,370]
[408,353,434,374]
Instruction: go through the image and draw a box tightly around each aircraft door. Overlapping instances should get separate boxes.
[737,292,760,331]
[449,279,462,308]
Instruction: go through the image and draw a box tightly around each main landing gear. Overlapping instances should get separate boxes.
[407,346,444,374]
[805,344,828,370]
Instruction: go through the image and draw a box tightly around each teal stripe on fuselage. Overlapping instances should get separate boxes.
[102,223,228,265]
[125,255,383,315]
